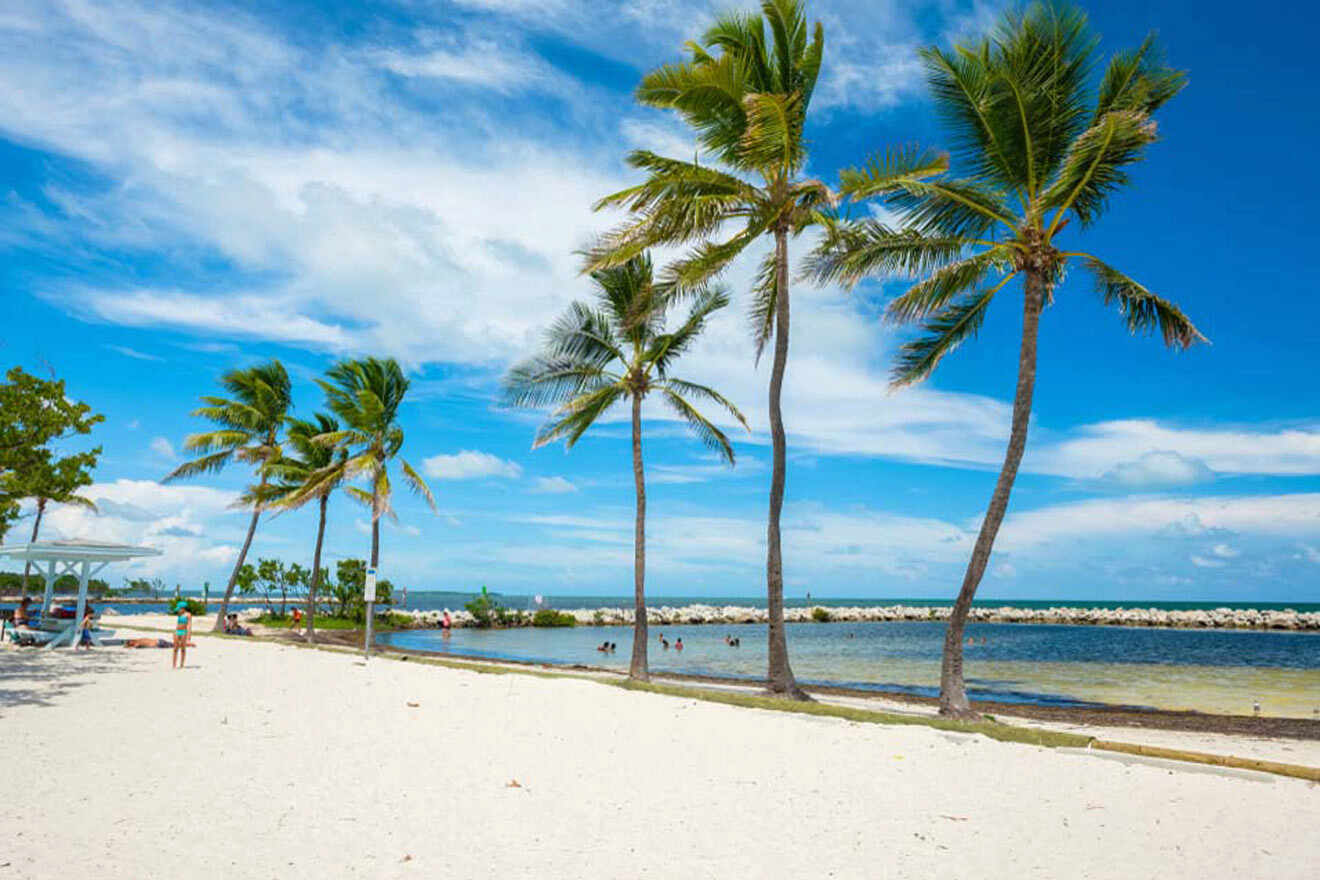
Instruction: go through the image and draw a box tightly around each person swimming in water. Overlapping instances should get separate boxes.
[661,637,670,649]
[674,637,683,651]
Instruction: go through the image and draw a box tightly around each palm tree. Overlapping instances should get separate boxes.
[584,0,940,698]
[5,449,100,596]
[164,361,291,632]
[807,2,1204,717]
[260,413,348,643]
[505,253,747,682]
[318,357,435,573]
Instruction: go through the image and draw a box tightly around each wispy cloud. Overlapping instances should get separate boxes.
[423,450,523,480]
[106,344,163,361]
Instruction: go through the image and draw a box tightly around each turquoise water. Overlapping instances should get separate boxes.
[380,620,1320,717]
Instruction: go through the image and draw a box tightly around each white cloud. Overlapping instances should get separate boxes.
[423,450,523,480]
[36,479,241,579]
[106,344,163,361]
[1099,450,1213,488]
[149,436,176,461]
[995,493,1320,554]
[1190,555,1227,569]
[1299,545,1320,565]
[530,476,577,494]
[1034,420,1320,479]
[1211,543,1239,559]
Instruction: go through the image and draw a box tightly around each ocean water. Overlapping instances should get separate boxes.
[89,591,1320,614]
[380,620,1320,718]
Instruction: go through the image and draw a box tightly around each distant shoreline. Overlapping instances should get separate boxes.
[391,603,1320,631]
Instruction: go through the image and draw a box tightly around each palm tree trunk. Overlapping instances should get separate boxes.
[766,228,808,700]
[939,270,1045,717]
[212,505,262,632]
[19,498,45,598]
[628,393,649,681]
[306,493,327,644]
[370,472,381,570]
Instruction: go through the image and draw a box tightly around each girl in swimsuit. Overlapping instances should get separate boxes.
[172,602,192,669]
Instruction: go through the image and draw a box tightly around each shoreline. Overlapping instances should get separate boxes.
[392,603,1320,631]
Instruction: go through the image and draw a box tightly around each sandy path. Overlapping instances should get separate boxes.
[2,638,1317,879]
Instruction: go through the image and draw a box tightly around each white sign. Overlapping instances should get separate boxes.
[364,567,378,603]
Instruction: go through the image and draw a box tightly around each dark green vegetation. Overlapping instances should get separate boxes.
[0,367,103,591]
[531,609,577,628]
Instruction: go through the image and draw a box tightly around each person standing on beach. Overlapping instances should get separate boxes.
[172,601,192,669]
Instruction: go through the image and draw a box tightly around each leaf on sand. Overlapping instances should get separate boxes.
[406,701,420,707]
[506,779,522,788]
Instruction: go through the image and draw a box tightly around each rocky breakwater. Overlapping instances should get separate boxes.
[396,604,1320,630]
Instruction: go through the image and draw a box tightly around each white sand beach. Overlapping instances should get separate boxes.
[3,636,1318,880]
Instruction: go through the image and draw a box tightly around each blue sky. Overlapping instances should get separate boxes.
[1,0,1317,601]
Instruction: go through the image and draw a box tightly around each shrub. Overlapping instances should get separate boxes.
[465,590,497,628]
[811,606,832,623]
[175,598,207,616]
[494,606,527,627]
[591,610,606,626]
[532,609,576,628]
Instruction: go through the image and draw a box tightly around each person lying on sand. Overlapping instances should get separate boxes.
[124,637,171,649]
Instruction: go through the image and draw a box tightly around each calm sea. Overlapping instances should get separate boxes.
[381,619,1320,718]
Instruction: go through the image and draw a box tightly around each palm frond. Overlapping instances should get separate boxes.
[662,378,750,432]
[837,146,949,200]
[891,288,996,387]
[659,388,737,464]
[1094,33,1187,120]
[1082,255,1206,349]
[1042,109,1159,229]
[886,249,1016,324]
[804,220,974,287]
[533,385,627,450]
[162,450,232,483]
[400,458,437,512]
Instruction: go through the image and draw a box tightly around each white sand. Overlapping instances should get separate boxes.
[2,637,1318,880]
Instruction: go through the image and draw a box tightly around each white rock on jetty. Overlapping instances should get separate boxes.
[392,603,1320,630]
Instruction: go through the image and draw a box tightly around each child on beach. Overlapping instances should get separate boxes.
[76,603,96,650]
[172,601,193,669]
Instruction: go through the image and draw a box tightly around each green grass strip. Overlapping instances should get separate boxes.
[1091,739,1320,782]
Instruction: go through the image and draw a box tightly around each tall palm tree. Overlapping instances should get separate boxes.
[807,2,1204,717]
[318,357,435,573]
[505,253,747,682]
[164,361,291,632]
[258,414,348,644]
[584,0,940,698]
[5,449,99,596]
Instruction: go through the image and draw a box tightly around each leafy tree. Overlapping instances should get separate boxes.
[4,448,100,596]
[261,414,349,643]
[505,253,746,681]
[256,557,284,613]
[583,0,938,698]
[808,2,1203,716]
[0,366,103,477]
[234,563,258,599]
[318,358,435,574]
[164,361,291,631]
[330,557,393,622]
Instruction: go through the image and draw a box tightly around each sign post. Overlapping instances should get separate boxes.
[363,566,377,660]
